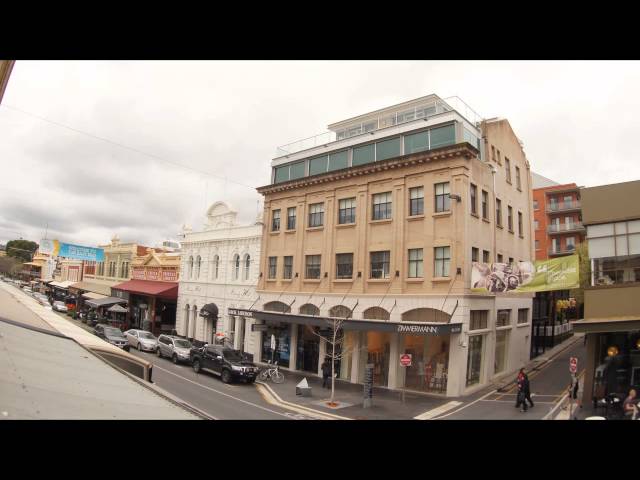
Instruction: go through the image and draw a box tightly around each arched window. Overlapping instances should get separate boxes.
[195,255,201,279]
[329,305,352,319]
[188,256,194,279]
[401,308,450,323]
[212,255,219,280]
[299,304,319,316]
[233,254,240,280]
[363,307,390,321]
[244,254,251,281]
[263,301,291,313]
[184,304,190,338]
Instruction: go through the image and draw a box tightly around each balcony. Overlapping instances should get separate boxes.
[548,245,577,256]
[547,222,586,235]
[546,201,581,213]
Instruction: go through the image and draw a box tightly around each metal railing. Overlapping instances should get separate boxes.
[548,246,577,256]
[546,201,581,212]
[274,96,483,158]
[547,222,585,234]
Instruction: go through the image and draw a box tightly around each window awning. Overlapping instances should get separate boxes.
[111,280,178,299]
[23,262,42,267]
[108,304,129,313]
[199,303,219,318]
[86,297,127,309]
[82,292,107,300]
[49,281,76,289]
[70,281,113,296]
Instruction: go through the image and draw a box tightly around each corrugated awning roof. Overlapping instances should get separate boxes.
[112,280,178,298]
[86,297,127,308]
[82,292,107,300]
[49,281,75,289]
[70,281,113,296]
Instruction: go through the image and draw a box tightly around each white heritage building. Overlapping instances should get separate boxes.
[176,202,263,356]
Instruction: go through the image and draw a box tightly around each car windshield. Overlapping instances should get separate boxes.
[104,328,124,337]
[223,349,245,362]
[174,340,191,348]
[139,332,155,339]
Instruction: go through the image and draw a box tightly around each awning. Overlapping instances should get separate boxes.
[108,304,129,313]
[571,316,640,334]
[69,281,113,297]
[23,262,42,267]
[82,292,107,300]
[199,303,219,319]
[49,281,76,289]
[86,297,127,309]
[112,280,178,299]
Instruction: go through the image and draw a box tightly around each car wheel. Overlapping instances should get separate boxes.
[247,378,256,384]
[221,369,232,384]
[172,354,178,364]
[137,343,142,351]
[156,348,162,358]
[193,359,201,374]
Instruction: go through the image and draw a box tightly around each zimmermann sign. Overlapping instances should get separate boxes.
[396,324,462,335]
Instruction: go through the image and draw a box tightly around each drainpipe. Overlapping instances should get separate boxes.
[490,164,498,262]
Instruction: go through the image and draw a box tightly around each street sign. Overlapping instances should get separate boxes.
[400,353,412,367]
[570,357,578,374]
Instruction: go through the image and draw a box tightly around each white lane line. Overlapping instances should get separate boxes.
[480,399,556,404]
[432,389,497,419]
[153,365,292,419]
[414,401,463,420]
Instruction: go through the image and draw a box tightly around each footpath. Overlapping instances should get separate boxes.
[256,332,586,420]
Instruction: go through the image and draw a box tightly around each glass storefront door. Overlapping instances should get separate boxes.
[466,334,484,387]
[261,324,291,367]
[366,332,391,387]
[402,335,450,393]
[296,324,320,373]
[494,330,509,375]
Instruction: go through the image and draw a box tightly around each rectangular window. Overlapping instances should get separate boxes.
[353,143,375,166]
[482,190,489,219]
[308,203,324,228]
[309,155,328,176]
[505,158,512,183]
[409,187,424,216]
[328,150,348,171]
[338,198,356,224]
[566,236,576,251]
[508,257,514,264]
[287,207,296,230]
[305,255,321,279]
[496,198,502,227]
[472,247,479,263]
[518,308,529,324]
[533,199,539,210]
[496,149,501,165]
[376,137,401,161]
[518,212,523,236]
[283,256,293,279]
[268,257,277,279]
[336,253,353,279]
[290,161,305,180]
[497,253,503,263]
[466,335,484,387]
[430,124,456,149]
[496,309,511,327]
[372,192,392,220]
[370,251,390,279]
[408,248,423,278]
[534,219,539,230]
[470,310,488,330]
[535,240,540,250]
[434,246,451,277]
[435,182,450,212]
[508,206,513,232]
[470,184,478,215]
[516,166,521,190]
[274,165,289,183]
[404,130,429,155]
[271,209,281,232]
[491,145,496,162]
[483,250,490,263]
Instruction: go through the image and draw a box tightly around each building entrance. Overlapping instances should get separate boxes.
[297,324,320,373]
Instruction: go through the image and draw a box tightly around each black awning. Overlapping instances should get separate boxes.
[200,303,219,319]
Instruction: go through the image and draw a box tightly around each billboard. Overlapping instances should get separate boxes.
[39,239,105,262]
[471,254,579,293]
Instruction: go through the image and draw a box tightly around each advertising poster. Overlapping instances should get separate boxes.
[39,239,105,262]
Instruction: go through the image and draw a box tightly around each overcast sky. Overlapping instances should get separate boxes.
[1,60,639,248]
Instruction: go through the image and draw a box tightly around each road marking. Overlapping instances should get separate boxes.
[431,389,496,419]
[480,399,555,404]
[255,381,351,420]
[414,401,463,420]
[152,365,292,419]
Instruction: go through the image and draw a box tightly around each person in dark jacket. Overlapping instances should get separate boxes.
[522,371,534,409]
[321,357,332,388]
[515,368,534,411]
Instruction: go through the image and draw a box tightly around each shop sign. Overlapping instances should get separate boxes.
[162,270,177,282]
[40,239,105,262]
[228,308,254,318]
[132,268,146,280]
[146,268,160,281]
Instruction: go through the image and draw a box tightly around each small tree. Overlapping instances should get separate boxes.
[569,242,590,316]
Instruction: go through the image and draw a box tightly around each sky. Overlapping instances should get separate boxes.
[1,60,639,248]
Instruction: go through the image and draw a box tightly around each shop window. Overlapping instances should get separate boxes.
[466,335,484,387]
[402,308,450,323]
[494,330,509,374]
[497,309,511,327]
[299,304,319,316]
[262,325,291,368]
[362,307,390,320]
[263,301,291,313]
[329,305,352,319]
[470,310,488,330]
[403,335,449,393]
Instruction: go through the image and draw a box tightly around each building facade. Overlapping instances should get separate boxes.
[176,202,263,354]
[250,95,534,397]
[573,180,640,407]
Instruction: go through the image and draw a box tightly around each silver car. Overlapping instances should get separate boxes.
[157,334,193,364]
[52,301,68,312]
[124,329,158,352]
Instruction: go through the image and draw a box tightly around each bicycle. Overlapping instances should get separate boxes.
[258,360,285,384]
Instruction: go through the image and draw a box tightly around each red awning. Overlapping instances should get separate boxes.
[111,280,178,299]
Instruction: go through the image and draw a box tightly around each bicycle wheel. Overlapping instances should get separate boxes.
[272,370,285,384]
[258,369,269,381]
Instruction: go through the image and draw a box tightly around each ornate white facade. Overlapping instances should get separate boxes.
[176,202,263,355]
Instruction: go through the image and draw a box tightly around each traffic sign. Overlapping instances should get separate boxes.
[569,357,578,373]
[400,353,412,367]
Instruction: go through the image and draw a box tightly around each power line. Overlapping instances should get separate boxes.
[0,103,259,191]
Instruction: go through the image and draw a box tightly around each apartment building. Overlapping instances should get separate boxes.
[245,95,534,397]
[573,180,640,407]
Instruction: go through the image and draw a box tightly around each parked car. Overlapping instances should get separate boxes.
[124,329,158,352]
[34,294,49,306]
[94,324,130,351]
[190,345,258,384]
[22,287,33,295]
[157,335,193,364]
[52,301,68,312]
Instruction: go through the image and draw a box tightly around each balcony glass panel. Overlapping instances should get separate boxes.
[328,150,349,171]
[353,143,375,166]
[290,161,306,180]
[376,137,401,161]
[274,165,289,183]
[404,130,429,155]
[430,124,456,149]
[309,155,328,176]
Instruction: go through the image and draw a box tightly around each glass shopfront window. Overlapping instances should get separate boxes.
[365,332,391,387]
[593,331,640,400]
[494,329,509,374]
[402,335,450,393]
[466,334,485,387]
[296,324,320,373]
[261,324,291,367]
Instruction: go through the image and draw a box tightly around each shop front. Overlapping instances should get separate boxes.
[48,280,76,306]
[112,280,178,336]
[261,322,292,367]
[401,334,450,393]
[199,303,219,345]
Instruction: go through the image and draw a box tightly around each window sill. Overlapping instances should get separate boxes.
[367,278,391,283]
[269,231,281,236]
[431,277,451,283]
[333,278,354,283]
[369,218,393,225]
[517,188,522,192]
[469,328,491,335]
[506,180,512,186]
[336,223,356,229]
[482,217,490,224]
[407,214,425,221]
[280,278,293,282]
[432,211,452,218]
[508,229,514,234]
[266,278,278,282]
[405,278,424,283]
[519,235,524,239]
[302,279,321,283]
[496,325,513,330]
[516,322,530,328]
[306,226,324,232]
[284,229,296,234]
[496,225,504,230]
[470,212,479,219]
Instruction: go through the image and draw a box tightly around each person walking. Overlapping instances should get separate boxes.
[522,371,534,409]
[515,369,526,412]
[321,357,332,389]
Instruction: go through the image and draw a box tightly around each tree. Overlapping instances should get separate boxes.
[0,256,22,277]
[570,242,589,312]
[5,239,39,262]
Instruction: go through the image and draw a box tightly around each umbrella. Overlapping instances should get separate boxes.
[108,304,129,313]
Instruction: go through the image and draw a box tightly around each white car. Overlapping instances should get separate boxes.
[52,301,68,312]
[124,329,158,352]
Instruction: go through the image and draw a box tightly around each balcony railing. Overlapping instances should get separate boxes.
[547,222,585,234]
[548,245,577,256]
[546,201,581,213]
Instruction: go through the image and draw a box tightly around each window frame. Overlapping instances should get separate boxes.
[370,251,390,279]
[408,248,424,278]
[308,203,324,228]
[305,255,321,279]
[338,197,356,225]
[287,207,296,230]
[470,183,478,216]
[434,246,451,277]
[496,198,502,227]
[272,209,281,232]
[434,182,450,213]
[409,187,424,217]
[268,256,277,279]
[372,192,393,221]
[283,256,293,279]
[335,253,354,279]
[482,190,489,220]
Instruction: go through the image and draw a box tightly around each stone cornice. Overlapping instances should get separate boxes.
[257,142,478,195]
